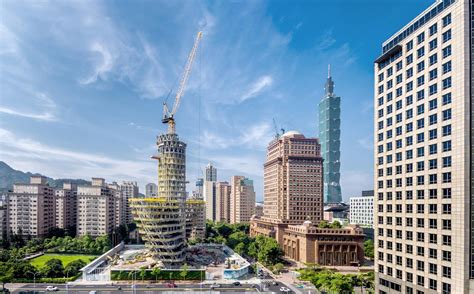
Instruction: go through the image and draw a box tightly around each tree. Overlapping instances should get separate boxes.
[64,259,86,278]
[330,221,342,229]
[273,263,284,274]
[234,242,246,256]
[152,267,161,283]
[247,242,258,259]
[317,220,330,228]
[0,272,12,291]
[41,258,64,278]
[257,237,283,266]
[227,231,249,249]
[139,268,147,281]
[363,239,374,259]
[180,264,189,280]
[215,223,233,239]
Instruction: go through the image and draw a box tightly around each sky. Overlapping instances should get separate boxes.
[0,0,433,201]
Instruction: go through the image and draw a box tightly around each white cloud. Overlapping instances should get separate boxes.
[80,42,115,85]
[0,107,56,121]
[240,75,274,102]
[0,128,155,185]
[200,122,273,150]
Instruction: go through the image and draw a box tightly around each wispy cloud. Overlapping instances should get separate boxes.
[80,42,114,85]
[0,128,155,184]
[200,122,273,150]
[0,107,56,121]
[240,75,274,102]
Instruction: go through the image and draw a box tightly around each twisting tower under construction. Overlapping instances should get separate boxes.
[130,32,202,267]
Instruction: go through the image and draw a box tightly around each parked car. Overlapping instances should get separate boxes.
[210,283,221,289]
[166,283,177,288]
[280,286,290,292]
[45,286,58,292]
[233,281,241,286]
[272,281,278,286]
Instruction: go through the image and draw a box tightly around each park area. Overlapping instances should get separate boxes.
[30,254,97,269]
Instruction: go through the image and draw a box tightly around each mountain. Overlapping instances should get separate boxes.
[0,161,90,191]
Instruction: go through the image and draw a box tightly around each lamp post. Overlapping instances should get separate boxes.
[26,271,37,293]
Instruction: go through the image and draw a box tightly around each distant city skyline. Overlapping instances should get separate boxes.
[0,0,433,201]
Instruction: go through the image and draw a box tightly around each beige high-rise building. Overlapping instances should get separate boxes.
[203,181,217,221]
[108,182,124,227]
[230,176,256,224]
[8,176,55,237]
[216,181,231,222]
[263,131,324,224]
[374,1,472,293]
[121,181,138,224]
[77,178,115,237]
[54,183,77,230]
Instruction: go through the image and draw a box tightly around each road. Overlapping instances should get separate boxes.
[10,282,294,293]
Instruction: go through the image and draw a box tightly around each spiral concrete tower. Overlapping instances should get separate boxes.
[131,132,187,267]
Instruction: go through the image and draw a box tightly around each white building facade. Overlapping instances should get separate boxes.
[374,0,473,293]
[349,195,374,227]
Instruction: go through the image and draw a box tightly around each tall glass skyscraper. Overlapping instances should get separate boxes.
[319,66,342,203]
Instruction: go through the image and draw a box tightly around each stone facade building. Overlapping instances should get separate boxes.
[230,176,256,224]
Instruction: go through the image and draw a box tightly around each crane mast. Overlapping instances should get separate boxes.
[162,31,202,134]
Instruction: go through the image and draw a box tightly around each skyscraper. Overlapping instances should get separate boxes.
[319,66,342,203]
[203,181,217,221]
[230,176,256,224]
[130,132,187,266]
[205,163,217,181]
[374,1,471,293]
[262,131,324,224]
[216,181,231,222]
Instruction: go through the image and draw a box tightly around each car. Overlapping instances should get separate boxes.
[210,283,221,289]
[280,286,290,292]
[89,291,97,294]
[166,283,177,288]
[272,281,278,286]
[45,286,58,292]
[233,281,241,286]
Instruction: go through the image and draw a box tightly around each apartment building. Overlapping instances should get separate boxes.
[77,178,115,237]
[374,1,472,292]
[8,176,55,237]
[121,181,138,224]
[216,181,231,222]
[203,181,217,221]
[230,176,256,224]
[54,183,77,230]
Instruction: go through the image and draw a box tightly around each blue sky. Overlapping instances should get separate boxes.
[0,0,433,201]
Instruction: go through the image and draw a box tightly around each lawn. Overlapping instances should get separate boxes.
[30,254,98,269]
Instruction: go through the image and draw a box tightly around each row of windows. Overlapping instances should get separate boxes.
[378,172,452,188]
[378,127,452,152]
[377,142,452,165]
[379,266,452,292]
[377,117,452,142]
[379,44,452,87]
[378,232,451,247]
[378,203,452,214]
[378,157,452,178]
[378,219,451,233]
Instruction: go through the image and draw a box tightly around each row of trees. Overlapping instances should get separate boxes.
[299,268,375,293]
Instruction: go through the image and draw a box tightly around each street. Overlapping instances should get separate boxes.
[10,281,295,294]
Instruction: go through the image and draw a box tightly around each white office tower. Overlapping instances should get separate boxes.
[374,1,473,293]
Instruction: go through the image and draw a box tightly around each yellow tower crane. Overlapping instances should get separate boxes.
[162,31,202,134]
